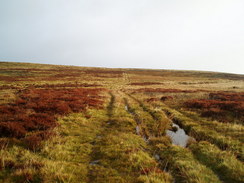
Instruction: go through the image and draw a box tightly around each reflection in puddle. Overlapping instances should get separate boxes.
[166,123,194,147]
[125,104,194,147]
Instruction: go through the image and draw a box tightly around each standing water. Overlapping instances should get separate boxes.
[166,123,194,147]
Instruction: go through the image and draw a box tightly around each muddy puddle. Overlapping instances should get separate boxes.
[166,123,194,147]
[125,104,193,147]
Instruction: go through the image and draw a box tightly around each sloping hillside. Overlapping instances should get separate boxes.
[0,62,243,183]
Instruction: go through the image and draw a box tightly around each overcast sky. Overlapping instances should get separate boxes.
[0,0,244,74]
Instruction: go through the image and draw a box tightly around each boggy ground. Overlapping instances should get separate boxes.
[0,62,244,183]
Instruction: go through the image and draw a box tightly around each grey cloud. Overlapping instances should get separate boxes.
[0,0,244,74]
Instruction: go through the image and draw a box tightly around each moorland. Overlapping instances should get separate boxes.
[0,62,243,183]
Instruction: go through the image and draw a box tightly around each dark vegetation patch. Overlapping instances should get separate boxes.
[128,69,244,80]
[34,83,101,88]
[185,92,244,123]
[145,97,159,103]
[43,73,84,81]
[0,67,90,82]
[179,81,217,85]
[129,82,163,86]
[0,85,20,90]
[0,88,104,150]
[0,68,56,72]
[51,73,83,78]
[0,157,43,171]
[132,88,209,93]
[85,70,123,78]
[0,76,34,82]
[0,68,83,73]
[209,92,244,101]
[85,70,123,74]
[160,96,174,101]
[90,74,122,78]
[145,96,173,103]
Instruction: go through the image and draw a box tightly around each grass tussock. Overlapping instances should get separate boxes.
[179,110,244,142]
[190,141,244,183]
[160,104,244,161]
[127,95,171,137]
[156,144,221,183]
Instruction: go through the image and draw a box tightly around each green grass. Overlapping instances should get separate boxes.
[88,93,172,183]
[1,62,244,182]
[0,109,109,183]
[159,104,244,161]
[156,144,221,183]
[126,94,171,137]
[190,141,244,183]
[180,110,244,142]
[123,96,222,183]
